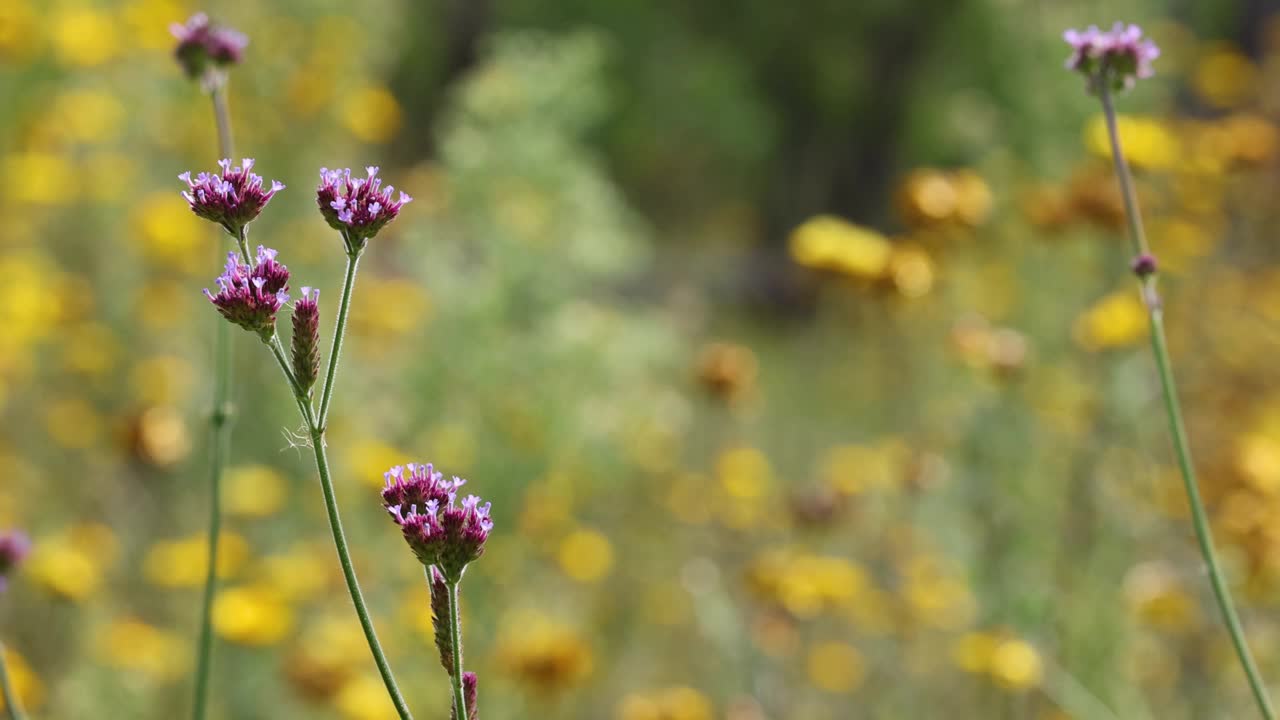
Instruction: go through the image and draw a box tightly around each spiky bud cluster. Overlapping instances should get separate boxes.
[316,166,412,253]
[180,159,284,235]
[1064,23,1160,93]
[204,246,291,341]
[429,568,454,673]
[0,530,30,593]
[451,672,478,720]
[291,287,321,392]
[381,463,492,582]
[171,13,248,83]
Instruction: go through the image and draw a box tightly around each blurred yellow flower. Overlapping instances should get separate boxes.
[716,446,771,499]
[0,2,40,61]
[1084,114,1178,171]
[789,216,892,279]
[1074,291,1147,350]
[286,613,370,701]
[44,398,102,450]
[1193,45,1258,109]
[61,323,119,376]
[4,152,76,205]
[666,472,713,525]
[144,532,250,588]
[96,618,189,683]
[421,422,476,473]
[129,355,195,407]
[213,585,294,646]
[952,632,998,673]
[617,686,714,720]
[0,648,43,712]
[82,151,139,204]
[119,0,188,51]
[27,535,101,600]
[558,528,614,583]
[334,674,400,720]
[902,555,976,631]
[1124,562,1199,633]
[48,89,125,145]
[807,641,865,693]
[128,405,192,467]
[898,168,992,228]
[989,638,1042,691]
[225,464,289,518]
[51,8,118,67]
[342,87,403,143]
[132,192,205,273]
[747,548,867,618]
[819,442,903,496]
[888,244,935,298]
[348,439,413,489]
[497,610,594,693]
[1236,433,1280,494]
[352,278,431,342]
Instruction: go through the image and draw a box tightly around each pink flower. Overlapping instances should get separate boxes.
[204,246,291,341]
[171,13,248,81]
[180,159,284,235]
[316,166,412,252]
[1064,22,1160,92]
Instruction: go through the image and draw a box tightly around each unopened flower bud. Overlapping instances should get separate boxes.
[291,287,321,392]
[429,567,454,674]
[204,246,291,341]
[180,158,284,236]
[1130,253,1158,277]
[171,13,248,82]
[450,672,478,720]
[316,166,412,253]
[0,530,31,593]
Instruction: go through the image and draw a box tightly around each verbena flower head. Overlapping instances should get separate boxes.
[204,246,291,341]
[180,159,284,235]
[291,287,321,392]
[0,530,31,593]
[1064,22,1160,92]
[316,166,412,253]
[381,463,492,581]
[171,13,248,82]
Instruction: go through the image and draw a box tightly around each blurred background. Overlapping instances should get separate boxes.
[2,0,1280,718]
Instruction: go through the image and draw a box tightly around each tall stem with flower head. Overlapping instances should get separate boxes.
[0,531,32,720]
[1065,23,1276,719]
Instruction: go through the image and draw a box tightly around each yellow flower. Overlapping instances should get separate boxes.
[989,638,1042,691]
[3,153,76,205]
[1237,433,1280,494]
[1124,562,1199,633]
[716,446,771,499]
[819,442,903,496]
[352,278,431,342]
[617,686,714,720]
[347,439,413,489]
[789,216,892,279]
[1073,291,1147,350]
[44,398,102,450]
[143,532,250,588]
[213,585,294,646]
[807,641,865,693]
[285,613,371,701]
[1193,45,1258,109]
[558,528,614,583]
[48,89,125,145]
[131,192,205,273]
[97,618,189,683]
[225,465,289,518]
[129,405,191,467]
[118,0,188,51]
[27,536,101,600]
[0,2,40,61]
[888,244,935,298]
[342,87,403,143]
[51,8,118,67]
[496,610,594,693]
[129,355,195,406]
[334,674,400,720]
[0,649,43,712]
[255,543,332,602]
[1084,114,1178,171]
[952,632,998,673]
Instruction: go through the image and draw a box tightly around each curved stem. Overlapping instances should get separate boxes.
[1100,83,1276,720]
[264,334,414,719]
[317,252,361,430]
[447,581,468,719]
[0,641,26,720]
[192,80,238,720]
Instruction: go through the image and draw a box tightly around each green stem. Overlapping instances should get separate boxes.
[192,79,238,720]
[0,641,26,720]
[1100,83,1276,720]
[317,252,361,430]
[264,334,414,719]
[447,581,467,719]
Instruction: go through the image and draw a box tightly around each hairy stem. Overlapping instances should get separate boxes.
[264,332,414,719]
[1100,83,1276,720]
[447,581,467,719]
[0,641,26,720]
[317,251,361,430]
[192,80,237,720]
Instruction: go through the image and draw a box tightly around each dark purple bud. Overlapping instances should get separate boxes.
[171,13,248,81]
[1063,22,1160,93]
[429,567,454,674]
[180,159,284,235]
[204,246,291,341]
[450,672,478,720]
[291,288,321,392]
[316,166,412,252]
[0,530,31,594]
[1130,253,1158,277]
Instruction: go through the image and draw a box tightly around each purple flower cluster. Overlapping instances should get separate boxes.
[1064,23,1160,92]
[204,246,291,341]
[180,159,284,235]
[291,288,321,392]
[316,167,412,251]
[171,13,248,81]
[381,463,493,581]
[0,530,30,594]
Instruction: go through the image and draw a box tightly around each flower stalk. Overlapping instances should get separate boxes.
[0,640,25,720]
[1069,23,1276,719]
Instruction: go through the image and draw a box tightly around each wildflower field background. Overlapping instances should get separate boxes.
[3,0,1280,718]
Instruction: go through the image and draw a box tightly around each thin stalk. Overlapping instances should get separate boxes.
[316,252,361,430]
[1100,83,1276,720]
[447,581,467,719]
[0,641,26,720]
[192,79,237,720]
[264,334,414,719]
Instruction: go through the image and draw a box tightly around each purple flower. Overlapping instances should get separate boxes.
[204,245,291,341]
[180,159,284,235]
[1064,22,1160,92]
[0,530,30,594]
[171,13,248,81]
[316,166,412,252]
[381,463,492,580]
[291,287,321,392]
